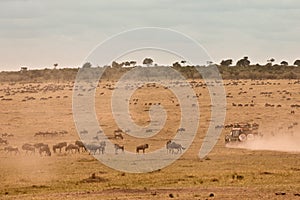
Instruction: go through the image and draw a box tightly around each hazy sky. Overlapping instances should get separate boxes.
[0,0,299,71]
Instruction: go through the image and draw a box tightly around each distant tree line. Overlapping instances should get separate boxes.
[0,56,299,83]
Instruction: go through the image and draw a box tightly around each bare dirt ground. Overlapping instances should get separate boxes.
[0,79,300,199]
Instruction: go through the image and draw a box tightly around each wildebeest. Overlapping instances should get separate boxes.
[22,143,35,155]
[177,128,186,133]
[65,144,80,153]
[75,140,86,152]
[114,129,123,139]
[1,133,8,137]
[136,144,149,153]
[0,138,8,145]
[80,130,88,135]
[34,131,58,137]
[39,145,51,156]
[4,146,20,155]
[114,144,124,154]
[34,143,48,149]
[52,142,67,153]
[166,140,186,154]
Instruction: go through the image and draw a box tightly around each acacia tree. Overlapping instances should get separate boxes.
[294,59,300,66]
[280,61,288,66]
[172,62,181,68]
[267,58,275,66]
[111,61,124,68]
[236,56,250,67]
[129,61,137,67]
[220,59,233,66]
[143,58,154,66]
[124,61,131,67]
[82,62,92,68]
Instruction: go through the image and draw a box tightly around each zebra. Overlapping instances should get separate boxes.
[22,143,35,155]
[136,144,149,154]
[166,140,186,154]
[86,141,106,154]
[52,142,67,153]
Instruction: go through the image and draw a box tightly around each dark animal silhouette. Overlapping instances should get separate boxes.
[0,138,8,145]
[39,145,51,156]
[114,144,124,154]
[53,142,67,153]
[22,143,35,155]
[4,146,19,155]
[136,144,149,153]
[66,144,80,153]
[75,140,86,152]
[34,143,47,149]
[166,140,186,154]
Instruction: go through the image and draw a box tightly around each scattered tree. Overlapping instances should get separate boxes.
[53,63,58,69]
[280,61,288,66]
[220,59,233,66]
[143,58,154,66]
[129,61,137,67]
[206,61,213,66]
[236,56,250,67]
[124,61,131,67]
[82,62,92,68]
[294,59,300,66]
[267,58,275,66]
[111,61,124,68]
[172,62,181,68]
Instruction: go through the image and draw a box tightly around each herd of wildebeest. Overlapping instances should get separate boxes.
[0,79,299,158]
[0,128,188,156]
[0,132,88,156]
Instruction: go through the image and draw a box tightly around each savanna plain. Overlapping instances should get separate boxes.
[0,76,300,200]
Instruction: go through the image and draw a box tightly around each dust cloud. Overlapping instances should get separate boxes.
[226,132,300,153]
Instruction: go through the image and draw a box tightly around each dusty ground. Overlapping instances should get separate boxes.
[0,79,300,199]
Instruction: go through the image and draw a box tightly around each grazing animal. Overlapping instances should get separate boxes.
[80,130,88,134]
[86,141,106,154]
[166,140,186,154]
[136,144,149,154]
[86,144,99,154]
[114,144,124,154]
[39,145,51,156]
[34,143,48,149]
[177,128,186,132]
[75,140,86,152]
[65,144,80,153]
[114,130,124,139]
[0,138,8,145]
[2,133,8,137]
[52,142,67,153]
[98,141,106,154]
[4,146,20,155]
[22,143,35,155]
[34,132,44,137]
